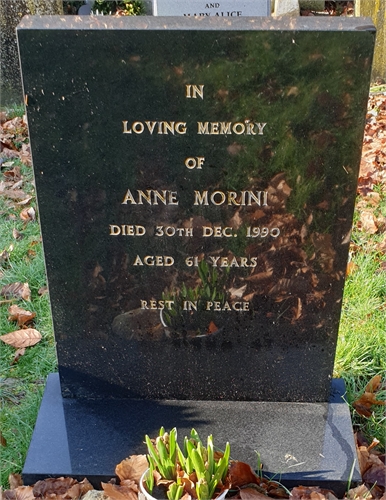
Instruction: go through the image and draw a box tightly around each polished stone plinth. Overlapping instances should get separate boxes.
[23,374,360,496]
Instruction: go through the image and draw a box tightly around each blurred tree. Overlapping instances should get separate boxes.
[355,0,386,82]
[0,0,63,103]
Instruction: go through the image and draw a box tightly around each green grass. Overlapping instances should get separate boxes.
[1,103,25,120]
[0,153,57,487]
[335,200,386,450]
[336,252,386,446]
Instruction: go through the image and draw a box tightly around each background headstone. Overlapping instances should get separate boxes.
[154,0,271,16]
[273,0,299,16]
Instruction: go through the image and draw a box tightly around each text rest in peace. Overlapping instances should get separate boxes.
[140,299,250,312]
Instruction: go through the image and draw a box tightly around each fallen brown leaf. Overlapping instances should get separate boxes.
[240,487,269,499]
[363,463,386,488]
[33,477,92,498]
[346,483,372,500]
[12,228,23,240]
[8,304,36,326]
[353,392,385,417]
[227,461,260,488]
[229,284,247,299]
[2,485,34,500]
[16,196,33,206]
[0,430,7,446]
[101,482,138,500]
[346,261,359,276]
[207,321,218,334]
[8,474,23,489]
[290,486,338,500]
[67,480,94,499]
[20,207,36,221]
[365,375,383,393]
[0,189,28,201]
[0,249,10,264]
[353,375,385,417]
[360,210,378,234]
[38,286,48,296]
[115,454,148,483]
[12,347,26,364]
[3,166,21,181]
[0,328,42,348]
[0,282,31,301]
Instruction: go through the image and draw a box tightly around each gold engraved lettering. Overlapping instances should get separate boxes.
[220,122,232,134]
[208,256,257,267]
[211,122,219,134]
[202,226,234,237]
[109,224,146,236]
[155,226,193,237]
[133,255,174,266]
[246,122,256,135]
[185,84,204,99]
[205,301,249,311]
[194,190,268,206]
[122,121,187,135]
[122,120,131,133]
[194,190,209,205]
[233,122,245,135]
[211,191,226,205]
[197,121,267,135]
[175,122,187,134]
[141,300,174,310]
[121,189,179,205]
[183,300,198,311]
[246,226,280,238]
[185,157,205,169]
[197,122,209,135]
[145,121,157,134]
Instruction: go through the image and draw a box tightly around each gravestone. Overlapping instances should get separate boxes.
[153,0,270,16]
[18,15,375,495]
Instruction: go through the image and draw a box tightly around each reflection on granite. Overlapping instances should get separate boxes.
[18,16,375,401]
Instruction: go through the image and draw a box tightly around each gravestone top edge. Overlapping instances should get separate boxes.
[17,15,375,32]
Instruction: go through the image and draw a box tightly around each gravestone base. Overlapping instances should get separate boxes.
[23,374,360,497]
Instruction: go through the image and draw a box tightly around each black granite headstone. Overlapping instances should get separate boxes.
[18,15,374,493]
